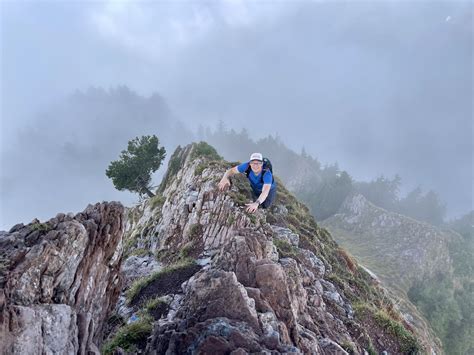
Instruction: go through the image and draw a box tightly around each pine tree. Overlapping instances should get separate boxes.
[106,135,166,197]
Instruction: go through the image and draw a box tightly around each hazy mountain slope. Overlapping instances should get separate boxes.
[322,193,473,354]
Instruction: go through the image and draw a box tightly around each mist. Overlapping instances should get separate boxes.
[1,1,472,230]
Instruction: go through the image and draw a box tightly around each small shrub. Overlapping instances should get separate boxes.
[273,238,298,258]
[102,316,152,354]
[30,222,52,233]
[229,191,249,206]
[341,341,355,353]
[190,142,222,161]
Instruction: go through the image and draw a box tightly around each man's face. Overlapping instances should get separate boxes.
[250,160,263,173]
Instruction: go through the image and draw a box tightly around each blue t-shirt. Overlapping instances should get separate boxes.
[237,161,276,193]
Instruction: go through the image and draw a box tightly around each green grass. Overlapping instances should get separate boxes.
[273,238,298,258]
[353,302,421,353]
[102,316,153,355]
[144,296,168,313]
[194,163,207,176]
[190,141,222,161]
[149,194,166,210]
[341,341,355,353]
[30,222,52,232]
[374,310,421,353]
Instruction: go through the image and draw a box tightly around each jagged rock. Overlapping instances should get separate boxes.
[121,255,161,287]
[319,337,349,354]
[0,202,125,354]
[271,225,300,246]
[115,143,433,354]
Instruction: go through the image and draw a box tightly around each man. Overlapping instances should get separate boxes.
[218,152,277,213]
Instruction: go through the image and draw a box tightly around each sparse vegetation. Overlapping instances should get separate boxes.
[353,302,420,353]
[374,309,420,353]
[144,296,168,314]
[102,315,153,355]
[149,194,166,210]
[341,341,355,353]
[190,141,222,161]
[30,222,52,233]
[273,238,298,258]
[194,163,207,176]
[157,146,184,193]
[179,242,194,260]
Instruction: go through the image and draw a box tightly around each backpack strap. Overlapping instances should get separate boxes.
[245,163,274,184]
[245,164,252,178]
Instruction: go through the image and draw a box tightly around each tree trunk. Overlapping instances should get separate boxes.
[142,187,155,198]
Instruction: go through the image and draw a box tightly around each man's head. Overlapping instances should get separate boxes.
[249,152,263,173]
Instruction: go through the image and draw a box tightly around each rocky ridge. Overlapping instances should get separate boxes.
[0,142,441,354]
[111,142,439,354]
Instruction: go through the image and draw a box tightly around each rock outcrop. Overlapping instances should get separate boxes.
[0,202,125,354]
[111,142,438,354]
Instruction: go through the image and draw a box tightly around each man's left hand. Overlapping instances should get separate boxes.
[245,202,259,213]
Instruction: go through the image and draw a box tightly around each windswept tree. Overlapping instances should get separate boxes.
[106,135,166,197]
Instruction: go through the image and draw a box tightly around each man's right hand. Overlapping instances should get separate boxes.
[218,178,231,191]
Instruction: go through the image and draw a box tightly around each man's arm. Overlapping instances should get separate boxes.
[218,166,239,191]
[256,184,271,204]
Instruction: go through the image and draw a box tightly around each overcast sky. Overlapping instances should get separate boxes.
[1,0,472,230]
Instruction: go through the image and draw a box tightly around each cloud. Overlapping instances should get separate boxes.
[86,0,295,59]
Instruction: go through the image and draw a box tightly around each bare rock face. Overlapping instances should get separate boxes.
[0,202,125,354]
[117,143,439,354]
